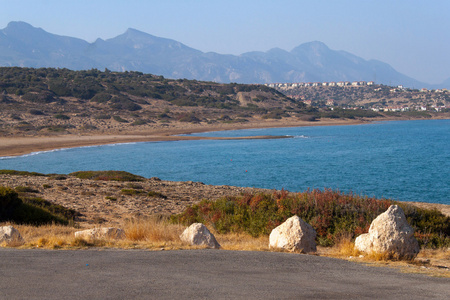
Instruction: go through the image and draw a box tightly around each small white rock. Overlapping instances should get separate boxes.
[269,215,317,253]
[180,223,220,249]
[74,227,125,240]
[355,205,419,259]
[0,226,23,244]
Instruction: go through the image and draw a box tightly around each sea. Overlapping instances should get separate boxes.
[1,119,449,205]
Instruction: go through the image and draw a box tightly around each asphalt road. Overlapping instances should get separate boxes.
[0,249,448,299]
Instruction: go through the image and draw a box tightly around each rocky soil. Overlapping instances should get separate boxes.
[0,174,266,228]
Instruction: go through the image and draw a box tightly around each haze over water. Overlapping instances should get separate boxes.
[1,120,449,205]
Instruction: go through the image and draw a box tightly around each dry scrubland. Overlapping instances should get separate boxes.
[1,171,449,278]
[1,68,449,277]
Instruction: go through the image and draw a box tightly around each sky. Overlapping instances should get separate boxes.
[1,0,449,84]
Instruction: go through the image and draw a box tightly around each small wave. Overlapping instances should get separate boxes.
[294,135,309,139]
[0,147,71,160]
[106,142,138,147]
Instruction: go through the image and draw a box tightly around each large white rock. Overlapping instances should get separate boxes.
[355,205,420,259]
[74,227,125,240]
[0,226,23,244]
[180,223,220,249]
[269,215,317,253]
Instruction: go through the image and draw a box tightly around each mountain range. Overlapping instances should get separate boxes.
[1,21,448,89]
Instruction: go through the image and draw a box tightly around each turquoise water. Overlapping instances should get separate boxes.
[1,120,449,204]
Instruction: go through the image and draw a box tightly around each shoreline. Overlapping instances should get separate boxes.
[0,118,366,157]
[1,116,447,158]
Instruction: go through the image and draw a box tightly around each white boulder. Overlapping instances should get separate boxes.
[74,227,125,240]
[0,225,23,244]
[355,205,420,259]
[180,223,220,249]
[269,215,317,253]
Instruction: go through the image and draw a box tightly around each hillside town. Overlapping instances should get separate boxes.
[267,81,450,113]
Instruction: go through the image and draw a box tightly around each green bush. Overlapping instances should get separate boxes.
[11,202,69,225]
[70,170,144,182]
[90,93,112,103]
[148,191,167,199]
[132,119,147,126]
[121,188,146,195]
[0,187,71,225]
[177,113,201,123]
[14,186,39,193]
[29,109,45,115]
[22,197,78,221]
[113,116,129,123]
[94,114,111,120]
[172,189,450,248]
[0,169,45,176]
[0,187,23,221]
[54,113,70,120]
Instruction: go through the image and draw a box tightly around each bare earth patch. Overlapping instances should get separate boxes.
[0,174,266,227]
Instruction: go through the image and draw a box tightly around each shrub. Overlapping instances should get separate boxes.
[177,113,201,123]
[90,93,112,103]
[94,114,111,120]
[45,125,75,132]
[113,116,129,123]
[22,91,57,103]
[21,197,78,221]
[14,186,39,193]
[54,114,70,120]
[132,119,147,126]
[121,188,146,196]
[81,124,98,130]
[47,174,67,180]
[0,169,45,176]
[11,202,69,225]
[70,170,144,182]
[172,189,450,248]
[29,109,45,115]
[148,191,167,199]
[0,187,23,221]
[0,186,72,225]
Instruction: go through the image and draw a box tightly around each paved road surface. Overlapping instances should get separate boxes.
[0,249,448,299]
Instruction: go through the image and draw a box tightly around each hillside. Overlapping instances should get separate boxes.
[0,67,301,136]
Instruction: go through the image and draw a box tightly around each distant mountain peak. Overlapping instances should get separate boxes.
[0,21,445,88]
[3,21,43,35]
[6,21,34,29]
[123,27,151,37]
[291,41,331,55]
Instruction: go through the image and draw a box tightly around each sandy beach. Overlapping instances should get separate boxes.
[0,118,365,157]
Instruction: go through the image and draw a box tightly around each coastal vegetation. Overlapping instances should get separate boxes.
[0,186,74,225]
[1,169,449,276]
[172,189,450,248]
[1,170,448,251]
[69,170,144,182]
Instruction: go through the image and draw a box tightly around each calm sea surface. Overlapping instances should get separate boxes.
[1,120,449,205]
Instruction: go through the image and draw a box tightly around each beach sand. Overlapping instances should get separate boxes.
[0,118,364,157]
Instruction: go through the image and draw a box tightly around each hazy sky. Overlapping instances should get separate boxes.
[1,0,449,84]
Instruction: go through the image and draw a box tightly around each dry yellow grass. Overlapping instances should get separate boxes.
[320,235,450,278]
[214,232,270,251]
[124,217,184,242]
